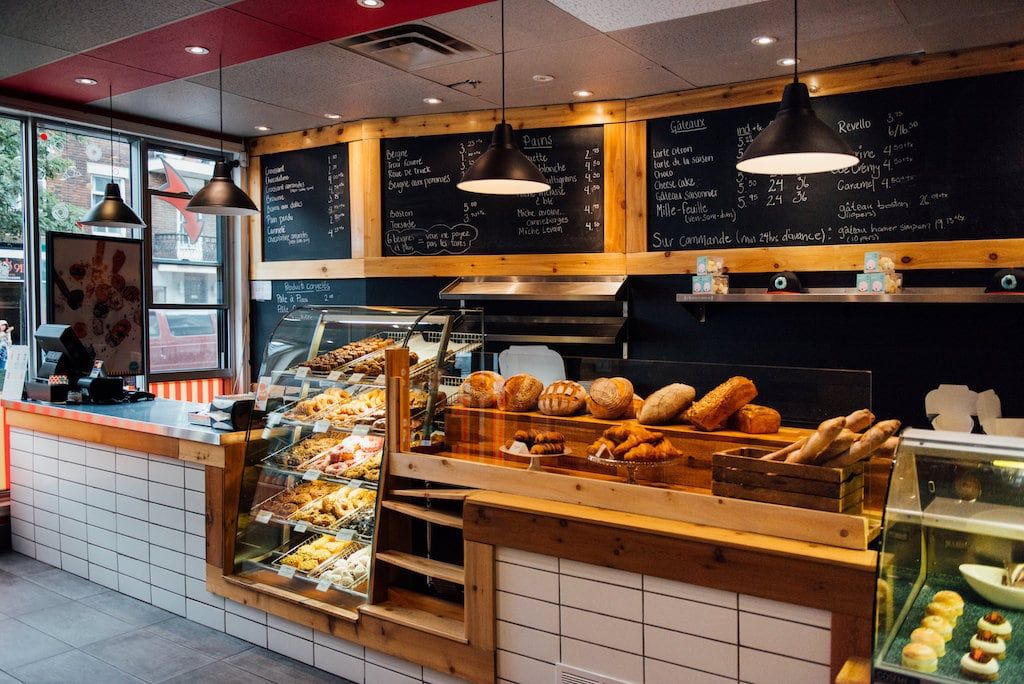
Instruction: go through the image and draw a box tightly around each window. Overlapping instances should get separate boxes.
[146,147,227,374]
[89,175,129,237]
[0,116,27,387]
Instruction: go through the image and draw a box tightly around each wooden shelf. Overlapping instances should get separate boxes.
[381,500,463,529]
[375,550,465,585]
[391,488,477,500]
[360,588,467,643]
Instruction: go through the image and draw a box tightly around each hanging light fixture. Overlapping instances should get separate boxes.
[80,85,146,228]
[187,54,259,216]
[736,0,858,175]
[457,0,550,195]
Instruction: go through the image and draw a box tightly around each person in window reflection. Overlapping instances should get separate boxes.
[0,320,12,370]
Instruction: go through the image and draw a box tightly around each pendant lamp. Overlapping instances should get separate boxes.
[187,54,259,216]
[736,0,858,175]
[80,85,146,228]
[457,0,550,195]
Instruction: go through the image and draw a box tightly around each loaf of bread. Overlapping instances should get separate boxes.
[499,374,544,412]
[685,376,758,431]
[638,383,696,425]
[623,395,644,420]
[731,404,781,434]
[458,371,503,408]
[538,380,588,416]
[586,377,634,419]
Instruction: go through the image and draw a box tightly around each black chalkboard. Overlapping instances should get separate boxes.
[382,125,604,256]
[647,71,1024,251]
[261,144,350,261]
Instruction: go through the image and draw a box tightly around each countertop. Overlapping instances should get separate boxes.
[2,397,247,446]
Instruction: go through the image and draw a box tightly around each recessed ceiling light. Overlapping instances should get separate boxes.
[74,77,98,86]
[423,97,443,105]
[184,45,209,55]
[573,90,593,98]
[532,74,555,83]
[324,113,341,119]
[751,35,777,46]
[777,57,800,67]
[254,125,271,131]
[357,0,384,7]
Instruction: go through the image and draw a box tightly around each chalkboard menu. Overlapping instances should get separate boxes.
[647,71,1024,251]
[382,125,604,256]
[261,144,350,261]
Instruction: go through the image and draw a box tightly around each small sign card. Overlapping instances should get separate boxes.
[313,419,331,433]
[315,578,333,592]
[294,366,310,379]
[335,529,355,541]
[277,565,297,579]
[326,370,343,381]
[351,424,371,436]
[293,521,309,533]
[348,373,364,384]
[255,510,272,524]
[302,469,321,481]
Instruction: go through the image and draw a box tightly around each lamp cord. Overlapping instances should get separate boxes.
[793,0,798,83]
[219,53,225,160]
[108,85,114,181]
[500,0,506,123]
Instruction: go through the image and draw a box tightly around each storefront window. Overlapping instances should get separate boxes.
[146,147,227,373]
[0,116,28,384]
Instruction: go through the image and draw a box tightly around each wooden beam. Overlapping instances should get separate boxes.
[831,613,874,682]
[364,252,626,277]
[603,122,626,253]
[246,155,263,274]
[246,122,367,157]
[624,120,647,253]
[463,541,495,652]
[352,138,382,259]
[250,257,366,280]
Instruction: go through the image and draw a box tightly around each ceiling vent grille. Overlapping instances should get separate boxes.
[336,24,488,71]
[556,664,628,684]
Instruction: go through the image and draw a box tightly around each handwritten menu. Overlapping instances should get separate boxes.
[647,71,1024,251]
[261,144,350,261]
[382,125,604,256]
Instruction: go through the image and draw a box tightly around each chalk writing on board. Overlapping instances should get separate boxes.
[384,223,480,256]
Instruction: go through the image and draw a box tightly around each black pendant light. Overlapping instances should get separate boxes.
[187,54,259,216]
[80,85,146,228]
[457,0,550,195]
[736,0,858,175]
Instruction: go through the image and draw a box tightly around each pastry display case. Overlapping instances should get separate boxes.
[232,306,483,609]
[873,429,1024,683]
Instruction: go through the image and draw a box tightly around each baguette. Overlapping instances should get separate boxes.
[787,417,846,464]
[820,429,858,460]
[821,420,901,468]
[845,408,876,433]
[760,438,805,461]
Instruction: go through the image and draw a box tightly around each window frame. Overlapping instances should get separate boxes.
[142,140,232,380]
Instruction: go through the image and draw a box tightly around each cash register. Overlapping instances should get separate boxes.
[26,324,137,403]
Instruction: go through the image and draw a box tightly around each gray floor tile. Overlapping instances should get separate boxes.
[0,671,19,684]
[17,602,137,648]
[0,552,53,577]
[159,660,273,684]
[79,590,175,627]
[145,616,251,660]
[225,647,350,684]
[9,649,143,684]
[84,631,214,683]
[0,620,73,671]
[0,569,24,587]
[0,577,67,616]
[25,568,107,600]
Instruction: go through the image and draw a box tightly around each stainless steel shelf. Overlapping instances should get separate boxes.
[676,287,1023,304]
[440,275,626,301]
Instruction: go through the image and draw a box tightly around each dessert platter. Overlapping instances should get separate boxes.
[500,429,571,471]
[248,534,372,596]
[250,480,378,541]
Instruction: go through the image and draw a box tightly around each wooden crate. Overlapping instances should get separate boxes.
[712,447,865,513]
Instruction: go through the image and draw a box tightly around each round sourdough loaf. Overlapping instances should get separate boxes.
[499,373,544,412]
[458,370,503,408]
[586,377,634,419]
[538,380,588,416]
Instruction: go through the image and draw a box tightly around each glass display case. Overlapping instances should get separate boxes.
[232,305,484,610]
[874,429,1024,683]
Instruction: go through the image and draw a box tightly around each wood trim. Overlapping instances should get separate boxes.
[624,120,647,253]
[603,122,626,253]
[250,257,366,280]
[627,42,1024,122]
[831,613,874,682]
[353,138,382,259]
[463,493,876,618]
[246,122,367,157]
[835,657,872,684]
[626,237,1024,275]
[463,541,495,652]
[5,410,180,459]
[364,252,627,277]
[246,155,263,271]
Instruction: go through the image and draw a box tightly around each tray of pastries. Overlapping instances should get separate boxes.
[350,350,419,377]
[298,434,384,479]
[265,430,350,469]
[297,337,394,374]
[312,543,372,591]
[252,480,341,520]
[586,423,681,463]
[287,485,376,530]
[313,388,387,426]
[279,387,351,424]
[276,535,361,574]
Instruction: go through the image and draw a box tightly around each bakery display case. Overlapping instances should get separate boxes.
[231,305,483,609]
[873,429,1024,683]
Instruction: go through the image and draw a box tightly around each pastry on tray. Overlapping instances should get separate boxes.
[282,388,351,421]
[977,612,1012,641]
[352,350,418,376]
[280,536,359,573]
[586,422,680,462]
[901,643,938,674]
[259,481,339,517]
[920,615,953,641]
[926,600,959,626]
[504,429,566,455]
[299,337,394,372]
[933,590,965,615]
[960,648,999,681]
[910,627,946,657]
[970,631,1007,660]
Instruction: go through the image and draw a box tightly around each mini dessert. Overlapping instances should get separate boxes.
[960,648,999,681]
[921,615,953,641]
[910,627,946,657]
[926,600,960,626]
[901,643,938,673]
[978,612,1012,641]
[971,631,1007,660]
[933,590,965,616]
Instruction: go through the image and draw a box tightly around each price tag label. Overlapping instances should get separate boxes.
[348,480,363,490]
[315,578,333,592]
[277,565,297,579]
[294,366,310,379]
[351,424,371,436]
[267,413,282,427]
[595,443,610,459]
[302,469,321,481]
[508,440,530,455]
[374,375,386,386]
[348,373,364,384]
[255,510,272,524]
[335,529,355,541]
[293,521,309,533]
[313,419,331,433]
[326,370,343,381]
[261,428,274,440]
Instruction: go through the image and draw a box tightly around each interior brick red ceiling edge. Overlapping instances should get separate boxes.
[0,0,490,104]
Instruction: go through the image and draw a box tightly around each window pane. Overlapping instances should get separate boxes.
[149,308,221,372]
[0,117,27,383]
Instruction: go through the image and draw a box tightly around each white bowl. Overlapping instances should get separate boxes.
[960,564,1024,610]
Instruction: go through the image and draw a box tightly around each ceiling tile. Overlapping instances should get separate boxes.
[423,0,597,53]
[1,0,219,53]
[797,26,922,71]
[308,72,488,121]
[910,8,1024,53]
[501,65,692,107]
[0,35,71,80]
[893,0,1019,25]
[547,0,767,32]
